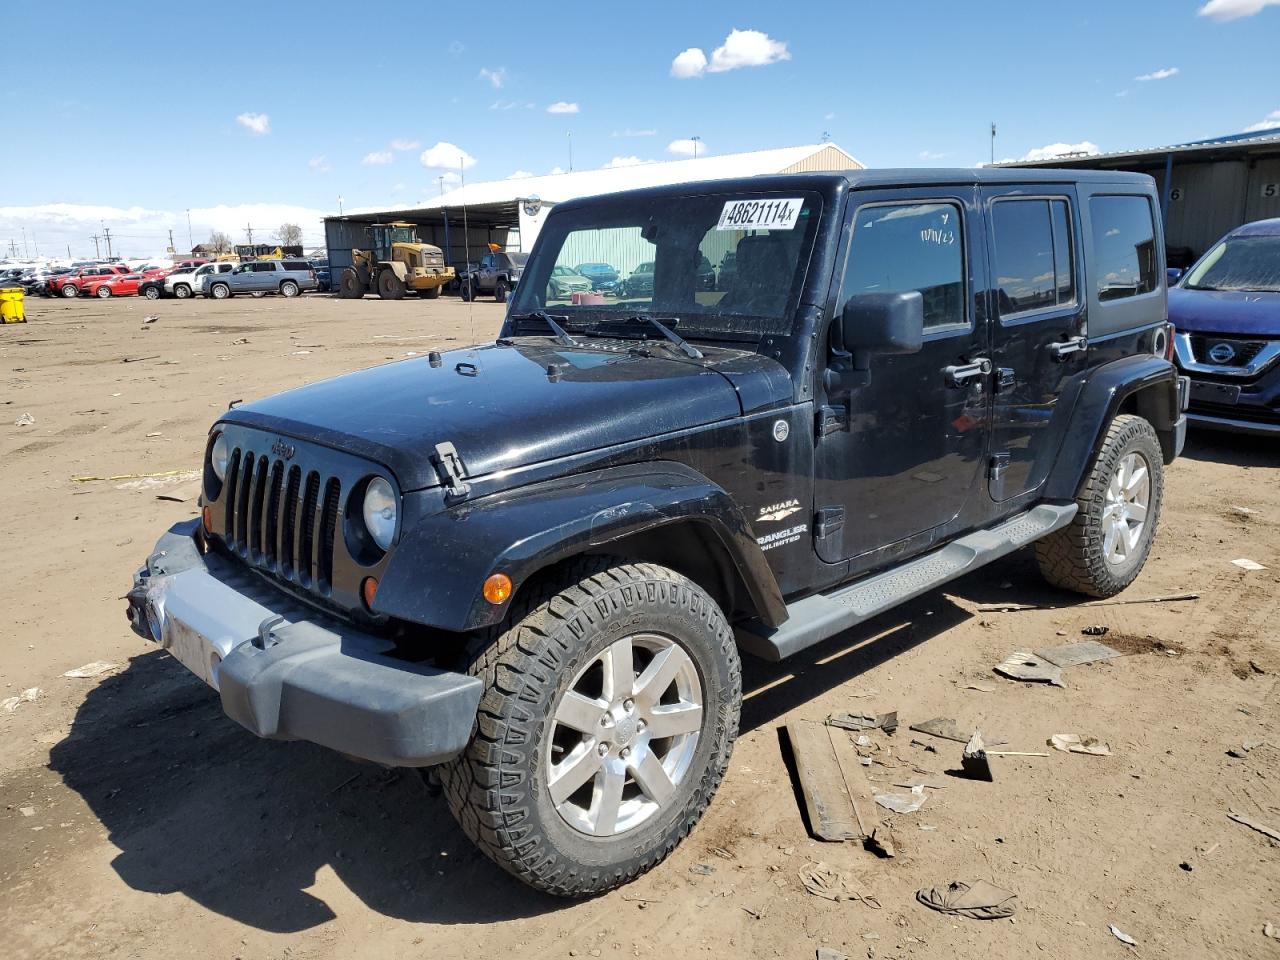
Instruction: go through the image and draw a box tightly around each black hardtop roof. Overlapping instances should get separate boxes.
[554,168,1155,212]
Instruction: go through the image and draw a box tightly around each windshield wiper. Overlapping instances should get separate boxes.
[509,310,580,347]
[621,315,704,360]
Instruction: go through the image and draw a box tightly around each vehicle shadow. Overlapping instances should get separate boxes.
[50,585,987,933]
[1179,430,1277,468]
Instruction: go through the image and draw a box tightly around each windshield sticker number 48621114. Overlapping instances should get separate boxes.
[717,198,803,232]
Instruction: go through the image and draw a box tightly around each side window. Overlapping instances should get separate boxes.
[841,201,965,330]
[991,198,1076,318]
[1089,195,1158,302]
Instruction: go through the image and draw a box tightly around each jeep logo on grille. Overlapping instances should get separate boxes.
[1207,342,1236,364]
[271,438,296,460]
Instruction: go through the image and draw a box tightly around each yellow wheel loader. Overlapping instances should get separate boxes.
[337,223,455,300]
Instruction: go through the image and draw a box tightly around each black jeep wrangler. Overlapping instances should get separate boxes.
[128,170,1187,897]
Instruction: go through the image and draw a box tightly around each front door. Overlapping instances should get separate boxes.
[814,188,991,564]
[980,188,1088,500]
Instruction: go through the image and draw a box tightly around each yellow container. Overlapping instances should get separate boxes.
[0,287,25,324]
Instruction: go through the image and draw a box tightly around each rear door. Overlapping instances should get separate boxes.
[981,188,1087,500]
[814,186,992,564]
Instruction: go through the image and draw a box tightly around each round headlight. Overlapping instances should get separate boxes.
[362,477,398,552]
[210,432,230,481]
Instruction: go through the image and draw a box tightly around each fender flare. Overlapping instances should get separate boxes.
[373,461,787,633]
[383,261,409,283]
[1044,354,1182,501]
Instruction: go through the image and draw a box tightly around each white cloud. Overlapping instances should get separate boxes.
[603,156,651,168]
[549,166,566,176]
[479,67,506,88]
[546,101,580,114]
[666,138,710,158]
[1136,67,1179,81]
[420,141,477,170]
[491,99,532,110]
[671,47,709,79]
[612,128,657,137]
[440,171,462,186]
[308,155,331,173]
[362,151,394,165]
[506,170,535,179]
[1244,109,1280,131]
[1015,140,1101,162]
[918,150,948,161]
[235,112,270,135]
[390,138,419,151]
[1198,0,1280,19]
[708,29,791,73]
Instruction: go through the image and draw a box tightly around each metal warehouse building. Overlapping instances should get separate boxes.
[1005,127,1280,265]
[323,142,862,281]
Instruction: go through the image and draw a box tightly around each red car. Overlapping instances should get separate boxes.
[85,268,169,298]
[48,264,131,298]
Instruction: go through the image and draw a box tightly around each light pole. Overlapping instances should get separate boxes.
[567,132,573,172]
[990,123,996,166]
[691,136,702,159]
[186,209,193,250]
[337,195,344,215]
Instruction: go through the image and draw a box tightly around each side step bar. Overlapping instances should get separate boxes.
[735,503,1078,662]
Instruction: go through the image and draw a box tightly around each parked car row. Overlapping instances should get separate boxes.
[9,256,326,301]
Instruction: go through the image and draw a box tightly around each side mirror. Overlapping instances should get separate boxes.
[840,291,925,361]
[1166,267,1185,286]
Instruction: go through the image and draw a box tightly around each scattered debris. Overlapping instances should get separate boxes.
[1049,734,1112,756]
[893,777,947,790]
[1249,660,1267,675]
[910,738,938,753]
[19,806,35,817]
[915,880,1018,920]
[994,650,1064,686]
[1,687,41,713]
[986,750,1049,757]
[964,682,996,693]
[828,711,898,734]
[1227,810,1280,843]
[1231,505,1257,517]
[74,469,192,483]
[975,592,1198,612]
[1264,922,1279,942]
[962,731,994,781]
[121,355,160,364]
[1109,924,1137,947]
[1036,640,1123,668]
[1231,558,1267,571]
[63,661,119,679]
[709,846,735,861]
[816,949,849,960]
[143,315,159,323]
[155,480,202,503]
[788,720,879,841]
[799,863,881,908]
[741,905,764,920]
[909,717,1002,744]
[1081,624,1110,636]
[866,824,896,858]
[689,863,715,876]
[14,412,36,426]
[874,784,928,814]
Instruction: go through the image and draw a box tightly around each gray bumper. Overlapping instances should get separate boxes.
[127,522,481,767]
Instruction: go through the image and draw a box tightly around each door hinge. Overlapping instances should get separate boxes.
[431,441,471,501]
[988,452,1010,500]
[816,404,849,437]
[814,506,845,541]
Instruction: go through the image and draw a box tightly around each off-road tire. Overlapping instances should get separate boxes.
[377,270,405,300]
[337,268,364,299]
[1036,413,1164,597]
[440,557,741,898]
[494,278,508,302]
[459,278,474,302]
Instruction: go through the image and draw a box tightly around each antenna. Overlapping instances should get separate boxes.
[186,208,194,249]
[691,135,701,159]
[567,131,573,172]
[990,122,997,166]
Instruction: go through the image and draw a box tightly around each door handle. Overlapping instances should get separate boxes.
[944,357,992,387]
[1048,336,1088,361]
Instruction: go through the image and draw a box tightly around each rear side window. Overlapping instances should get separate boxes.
[1089,195,1158,302]
[282,261,309,270]
[841,201,965,330]
[991,198,1075,318]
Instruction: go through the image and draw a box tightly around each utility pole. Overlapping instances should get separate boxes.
[101,222,113,259]
[990,122,996,166]
[66,244,71,259]
[245,223,254,244]
[567,132,573,172]
[21,227,29,257]
[691,136,701,159]
[185,209,193,250]
[7,239,16,257]
[438,176,445,196]
[91,235,101,258]
[31,233,39,257]
[167,229,175,253]
[337,195,344,215]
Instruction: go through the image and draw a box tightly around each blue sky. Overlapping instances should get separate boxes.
[3,0,1279,258]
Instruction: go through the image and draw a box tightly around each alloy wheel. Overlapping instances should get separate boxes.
[1102,452,1150,566]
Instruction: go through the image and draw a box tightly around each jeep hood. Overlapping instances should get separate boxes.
[1169,287,1280,336]
[220,339,791,491]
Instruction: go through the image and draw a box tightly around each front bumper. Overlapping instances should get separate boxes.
[126,522,482,767]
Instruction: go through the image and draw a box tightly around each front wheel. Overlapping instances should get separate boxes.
[441,559,740,897]
[173,284,191,299]
[494,278,508,302]
[209,282,231,300]
[143,286,161,300]
[280,280,299,298]
[61,284,79,298]
[1036,414,1164,598]
[421,284,441,300]
[459,278,474,302]
[376,270,405,300]
[96,285,112,298]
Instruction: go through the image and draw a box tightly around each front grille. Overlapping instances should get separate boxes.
[1189,335,1267,368]
[222,445,342,596]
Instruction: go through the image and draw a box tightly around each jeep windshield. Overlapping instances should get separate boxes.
[510,189,822,338]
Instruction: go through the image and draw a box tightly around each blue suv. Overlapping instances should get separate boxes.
[1169,218,1280,436]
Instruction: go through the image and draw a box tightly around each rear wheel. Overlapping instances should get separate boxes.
[422,284,441,300]
[376,270,405,300]
[1036,414,1164,598]
[96,285,112,298]
[441,558,740,897]
[173,284,191,299]
[494,278,509,302]
[62,284,79,298]
[280,280,300,298]
[143,286,161,300]
[337,268,365,299]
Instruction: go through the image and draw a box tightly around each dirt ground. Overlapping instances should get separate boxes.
[2,293,1277,960]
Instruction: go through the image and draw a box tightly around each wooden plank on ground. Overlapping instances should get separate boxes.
[828,723,879,839]
[786,719,860,841]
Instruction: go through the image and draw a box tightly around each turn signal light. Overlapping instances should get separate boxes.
[361,577,379,610]
[202,506,213,531]
[483,573,513,605]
